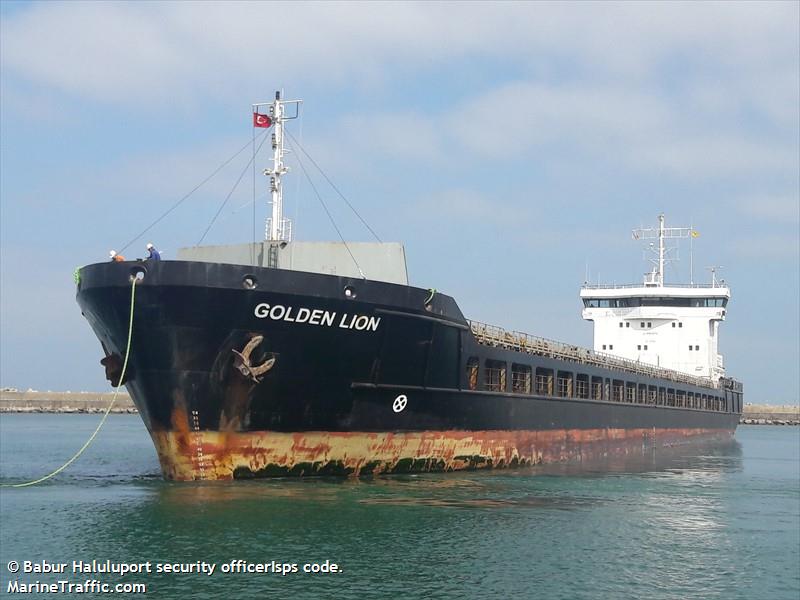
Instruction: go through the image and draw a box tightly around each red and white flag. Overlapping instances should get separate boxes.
[253,113,272,128]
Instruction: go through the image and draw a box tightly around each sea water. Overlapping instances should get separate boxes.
[1,415,798,599]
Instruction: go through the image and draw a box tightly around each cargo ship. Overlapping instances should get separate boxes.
[76,92,742,480]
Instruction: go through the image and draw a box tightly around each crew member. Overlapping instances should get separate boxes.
[145,243,162,261]
[109,250,125,262]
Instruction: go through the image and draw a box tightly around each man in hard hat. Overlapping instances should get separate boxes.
[145,243,162,261]
[109,250,126,262]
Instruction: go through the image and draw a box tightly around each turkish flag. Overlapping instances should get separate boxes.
[253,113,272,128]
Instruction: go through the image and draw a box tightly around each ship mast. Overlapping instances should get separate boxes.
[254,91,301,243]
[632,213,693,287]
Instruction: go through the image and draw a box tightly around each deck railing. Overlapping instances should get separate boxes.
[581,283,728,290]
[466,319,728,390]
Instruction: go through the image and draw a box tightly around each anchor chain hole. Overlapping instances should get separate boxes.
[129,267,146,282]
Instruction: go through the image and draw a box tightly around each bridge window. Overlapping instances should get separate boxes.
[626,322,630,328]
[535,368,554,395]
[649,386,658,404]
[484,360,506,392]
[592,377,603,400]
[625,383,636,403]
[583,299,612,308]
[632,297,728,308]
[466,357,479,390]
[690,298,728,307]
[511,364,532,394]
[612,380,625,402]
[557,371,573,397]
[695,345,700,351]
[637,384,647,403]
[576,374,590,399]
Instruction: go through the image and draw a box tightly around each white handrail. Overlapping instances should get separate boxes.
[466,319,737,391]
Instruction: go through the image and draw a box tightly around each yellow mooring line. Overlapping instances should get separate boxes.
[2,277,137,488]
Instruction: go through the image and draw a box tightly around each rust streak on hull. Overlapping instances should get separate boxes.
[149,428,735,481]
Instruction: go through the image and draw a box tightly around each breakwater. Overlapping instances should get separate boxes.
[1,390,797,424]
[740,404,800,426]
[0,390,136,413]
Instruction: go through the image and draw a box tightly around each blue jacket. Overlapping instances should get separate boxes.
[146,248,162,261]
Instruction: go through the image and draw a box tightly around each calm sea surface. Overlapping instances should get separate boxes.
[1,415,798,599]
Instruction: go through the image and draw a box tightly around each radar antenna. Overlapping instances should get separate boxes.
[705,265,724,287]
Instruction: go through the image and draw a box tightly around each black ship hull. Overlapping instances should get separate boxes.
[76,261,742,480]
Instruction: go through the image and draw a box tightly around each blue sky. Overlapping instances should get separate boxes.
[1,1,798,402]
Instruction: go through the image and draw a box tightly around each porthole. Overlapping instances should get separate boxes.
[242,275,258,290]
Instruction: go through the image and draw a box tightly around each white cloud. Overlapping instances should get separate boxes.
[736,195,800,223]
[2,1,797,106]
[336,113,445,163]
[1,3,187,104]
[630,136,796,177]
[728,234,799,260]
[3,2,796,180]
[301,77,796,179]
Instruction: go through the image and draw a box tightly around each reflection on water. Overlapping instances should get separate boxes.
[529,439,743,476]
[357,495,599,509]
[0,416,796,600]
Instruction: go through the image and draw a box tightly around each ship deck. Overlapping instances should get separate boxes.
[467,320,740,392]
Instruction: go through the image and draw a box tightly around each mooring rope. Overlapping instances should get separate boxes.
[1,277,138,488]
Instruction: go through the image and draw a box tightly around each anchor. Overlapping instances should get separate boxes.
[100,353,129,387]
[231,335,275,383]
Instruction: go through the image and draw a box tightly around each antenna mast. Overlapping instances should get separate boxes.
[631,213,692,286]
[253,91,301,242]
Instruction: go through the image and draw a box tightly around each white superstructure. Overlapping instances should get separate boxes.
[580,215,729,381]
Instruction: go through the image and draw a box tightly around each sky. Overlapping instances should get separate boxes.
[1,1,798,402]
